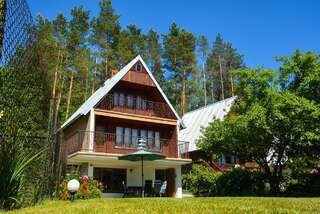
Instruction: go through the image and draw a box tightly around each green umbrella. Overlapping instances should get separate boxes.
[118,140,165,197]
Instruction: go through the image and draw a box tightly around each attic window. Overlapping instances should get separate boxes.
[136,63,142,72]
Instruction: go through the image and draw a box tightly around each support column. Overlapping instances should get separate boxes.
[89,109,95,152]
[175,166,182,198]
[88,163,94,178]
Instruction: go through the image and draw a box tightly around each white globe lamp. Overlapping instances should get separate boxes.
[67,179,80,201]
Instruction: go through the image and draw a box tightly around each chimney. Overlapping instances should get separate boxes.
[111,69,118,77]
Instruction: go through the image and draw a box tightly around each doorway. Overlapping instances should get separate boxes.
[155,168,175,197]
[94,168,126,193]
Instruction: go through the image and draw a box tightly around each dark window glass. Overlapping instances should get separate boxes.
[113,92,119,106]
[136,63,142,72]
[119,93,125,106]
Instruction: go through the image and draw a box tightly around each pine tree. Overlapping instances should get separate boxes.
[65,6,90,120]
[197,35,209,106]
[91,0,120,79]
[146,29,164,85]
[116,24,146,68]
[206,34,243,101]
[163,22,196,115]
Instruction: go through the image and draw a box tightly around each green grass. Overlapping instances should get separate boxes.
[4,197,320,214]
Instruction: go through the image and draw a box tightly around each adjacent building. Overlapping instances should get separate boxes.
[178,97,238,170]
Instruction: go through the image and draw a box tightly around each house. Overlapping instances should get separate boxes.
[178,97,239,170]
[61,56,191,198]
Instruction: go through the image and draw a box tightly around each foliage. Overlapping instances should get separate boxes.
[182,164,221,195]
[6,198,320,214]
[199,52,320,195]
[163,22,196,115]
[183,165,265,196]
[55,173,103,200]
[216,168,266,196]
[0,29,51,208]
[283,171,320,196]
[0,149,43,210]
[206,33,244,102]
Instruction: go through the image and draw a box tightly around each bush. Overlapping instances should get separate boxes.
[183,164,221,196]
[55,173,103,200]
[284,172,320,196]
[216,168,266,196]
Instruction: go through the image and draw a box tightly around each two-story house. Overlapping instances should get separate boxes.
[61,56,191,198]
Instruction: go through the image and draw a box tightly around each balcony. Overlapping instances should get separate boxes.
[97,94,175,119]
[65,131,183,158]
[178,141,190,159]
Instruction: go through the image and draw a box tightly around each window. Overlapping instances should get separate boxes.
[127,94,134,108]
[142,98,147,110]
[155,132,160,148]
[124,128,131,147]
[136,63,142,72]
[147,130,154,147]
[119,93,125,106]
[116,127,123,145]
[140,130,147,143]
[131,129,138,147]
[136,96,142,109]
[113,92,119,106]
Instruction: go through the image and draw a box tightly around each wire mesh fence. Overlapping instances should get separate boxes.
[0,0,32,66]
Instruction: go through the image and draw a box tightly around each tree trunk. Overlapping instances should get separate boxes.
[92,56,97,94]
[230,74,234,97]
[218,55,224,100]
[203,62,207,106]
[52,48,61,99]
[54,77,63,129]
[181,74,186,115]
[53,51,64,131]
[85,64,89,101]
[65,72,74,120]
[211,81,215,103]
[105,49,108,80]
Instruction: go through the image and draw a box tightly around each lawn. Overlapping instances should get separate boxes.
[5,197,320,214]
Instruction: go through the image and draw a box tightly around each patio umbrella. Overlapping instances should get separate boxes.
[118,140,165,197]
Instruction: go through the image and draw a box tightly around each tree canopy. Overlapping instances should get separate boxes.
[199,51,320,194]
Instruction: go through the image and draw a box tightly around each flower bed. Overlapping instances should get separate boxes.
[55,173,103,200]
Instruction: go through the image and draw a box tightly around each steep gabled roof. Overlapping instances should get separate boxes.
[61,55,183,130]
[178,96,236,152]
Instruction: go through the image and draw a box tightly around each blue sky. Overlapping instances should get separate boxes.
[27,0,320,69]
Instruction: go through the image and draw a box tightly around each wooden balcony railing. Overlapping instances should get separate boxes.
[98,94,175,119]
[178,141,190,159]
[65,131,181,158]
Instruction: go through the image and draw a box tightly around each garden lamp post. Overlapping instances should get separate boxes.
[67,179,80,201]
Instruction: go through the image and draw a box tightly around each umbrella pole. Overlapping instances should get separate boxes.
[141,156,144,198]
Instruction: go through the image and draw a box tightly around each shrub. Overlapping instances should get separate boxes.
[183,164,221,196]
[284,171,320,196]
[216,168,266,196]
[55,173,103,200]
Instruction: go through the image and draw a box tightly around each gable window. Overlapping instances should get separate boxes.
[136,63,142,72]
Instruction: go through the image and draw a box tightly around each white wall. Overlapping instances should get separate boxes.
[126,166,155,187]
